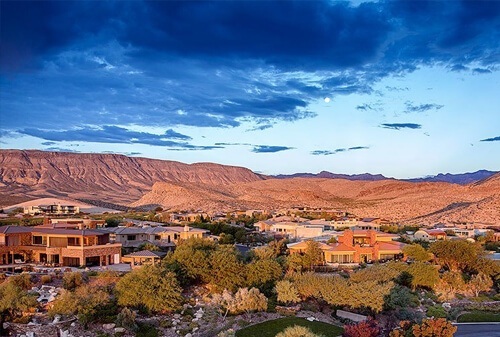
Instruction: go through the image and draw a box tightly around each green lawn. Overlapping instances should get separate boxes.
[458,311,500,323]
[235,317,344,337]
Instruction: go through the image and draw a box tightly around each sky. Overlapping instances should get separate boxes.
[0,0,499,178]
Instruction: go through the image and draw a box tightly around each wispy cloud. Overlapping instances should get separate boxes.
[480,136,500,142]
[473,68,492,74]
[45,147,80,153]
[449,64,468,72]
[252,145,294,153]
[311,146,369,156]
[405,102,443,113]
[385,86,409,92]
[164,129,192,140]
[17,125,219,150]
[381,123,422,130]
[356,103,375,111]
[356,102,383,112]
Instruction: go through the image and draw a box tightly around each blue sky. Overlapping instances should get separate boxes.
[0,0,499,178]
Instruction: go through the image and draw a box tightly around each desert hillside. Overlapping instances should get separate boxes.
[134,174,500,225]
[0,150,263,206]
[1,150,498,225]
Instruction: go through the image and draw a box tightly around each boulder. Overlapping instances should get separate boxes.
[103,323,116,330]
[114,327,126,333]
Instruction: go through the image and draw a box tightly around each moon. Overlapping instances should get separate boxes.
[324,97,331,103]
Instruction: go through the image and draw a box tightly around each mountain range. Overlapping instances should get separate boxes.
[1,150,498,225]
[274,170,498,185]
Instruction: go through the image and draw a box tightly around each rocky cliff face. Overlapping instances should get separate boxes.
[0,150,264,206]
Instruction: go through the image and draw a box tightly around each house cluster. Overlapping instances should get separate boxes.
[23,204,80,216]
[0,219,121,269]
[254,216,385,240]
[0,217,209,270]
[407,227,494,242]
[103,224,210,252]
[288,229,404,264]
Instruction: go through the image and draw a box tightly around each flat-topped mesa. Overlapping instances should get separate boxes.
[0,149,264,205]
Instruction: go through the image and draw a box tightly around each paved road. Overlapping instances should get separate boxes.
[455,323,500,337]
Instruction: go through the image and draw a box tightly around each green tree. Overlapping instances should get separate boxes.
[292,272,327,299]
[246,258,283,290]
[209,245,246,292]
[137,242,160,251]
[467,273,493,297]
[105,217,121,227]
[219,233,235,244]
[170,237,216,283]
[408,262,440,290]
[348,280,394,313]
[276,325,323,337]
[484,230,495,243]
[49,285,110,326]
[7,273,33,290]
[268,239,288,257]
[63,272,85,291]
[275,280,300,305]
[320,275,351,308]
[403,244,433,262]
[384,285,419,311]
[0,282,37,335]
[430,240,481,272]
[303,240,324,269]
[286,253,307,273]
[116,265,183,313]
[437,271,466,299]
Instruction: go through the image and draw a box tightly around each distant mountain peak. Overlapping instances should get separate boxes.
[405,170,498,185]
[273,171,391,181]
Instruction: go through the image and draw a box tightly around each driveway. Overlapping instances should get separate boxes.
[454,323,500,337]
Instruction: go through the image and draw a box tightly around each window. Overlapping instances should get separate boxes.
[67,237,80,246]
[127,235,136,241]
[33,236,45,245]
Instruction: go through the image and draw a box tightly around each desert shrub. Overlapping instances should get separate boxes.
[275,280,300,305]
[62,272,85,290]
[136,323,158,337]
[343,319,380,337]
[276,325,322,337]
[41,275,52,284]
[116,308,137,330]
[426,305,447,318]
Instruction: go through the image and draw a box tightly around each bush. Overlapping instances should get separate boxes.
[276,325,322,337]
[41,275,52,284]
[116,307,137,330]
[343,319,380,337]
[136,323,158,337]
[458,311,500,322]
[63,272,85,290]
[426,305,447,318]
